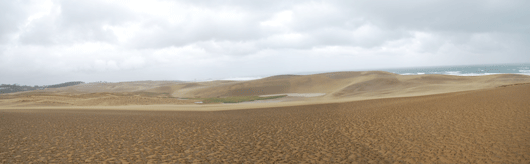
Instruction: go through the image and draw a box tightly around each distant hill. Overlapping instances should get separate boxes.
[7,71,530,103]
[0,81,84,94]
[45,81,85,88]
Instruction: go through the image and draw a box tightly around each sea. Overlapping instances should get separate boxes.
[214,63,530,81]
[379,63,530,76]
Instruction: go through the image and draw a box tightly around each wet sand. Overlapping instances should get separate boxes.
[1,84,530,163]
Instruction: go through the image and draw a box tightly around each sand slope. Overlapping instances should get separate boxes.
[1,71,530,108]
[1,83,529,163]
[177,72,530,100]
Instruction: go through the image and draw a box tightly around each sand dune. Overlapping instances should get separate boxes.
[174,71,530,101]
[1,82,529,163]
[0,92,198,108]
[2,71,530,163]
[1,71,530,108]
[259,93,326,97]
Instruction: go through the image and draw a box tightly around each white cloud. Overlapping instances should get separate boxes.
[260,10,293,29]
[0,0,529,85]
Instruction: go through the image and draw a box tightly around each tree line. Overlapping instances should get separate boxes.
[0,81,84,94]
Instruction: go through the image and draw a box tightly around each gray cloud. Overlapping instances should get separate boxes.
[1,0,529,85]
[0,0,31,43]
[19,0,136,45]
[342,0,530,33]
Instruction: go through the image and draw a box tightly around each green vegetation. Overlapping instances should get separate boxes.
[1,82,85,94]
[189,95,287,104]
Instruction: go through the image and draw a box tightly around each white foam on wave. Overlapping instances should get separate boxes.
[453,73,530,76]
[453,73,503,76]
[519,70,530,73]
[444,71,461,75]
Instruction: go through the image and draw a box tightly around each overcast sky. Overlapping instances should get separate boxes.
[1,0,529,85]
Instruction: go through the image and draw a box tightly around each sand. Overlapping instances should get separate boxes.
[259,93,326,97]
[1,82,530,163]
[2,72,530,163]
[2,72,530,108]
[0,92,197,108]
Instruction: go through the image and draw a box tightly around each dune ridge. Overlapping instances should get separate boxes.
[2,71,529,109]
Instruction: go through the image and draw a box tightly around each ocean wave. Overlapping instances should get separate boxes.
[454,73,503,76]
[444,71,461,75]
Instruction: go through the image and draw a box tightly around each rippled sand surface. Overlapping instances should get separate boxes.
[1,84,529,163]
